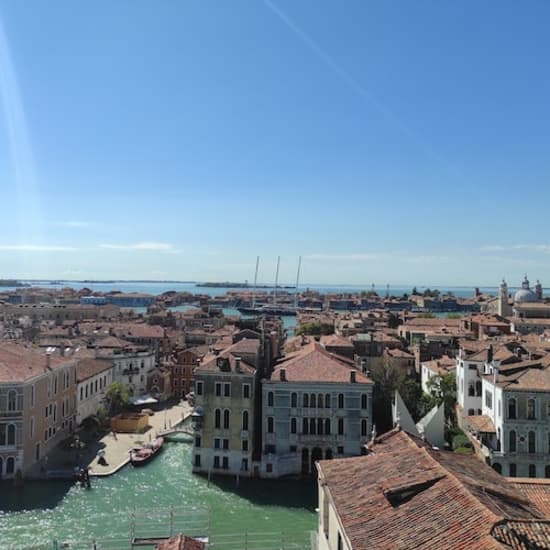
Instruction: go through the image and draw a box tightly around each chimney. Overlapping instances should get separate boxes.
[235,357,241,372]
[280,368,286,381]
[45,352,51,370]
[350,370,356,383]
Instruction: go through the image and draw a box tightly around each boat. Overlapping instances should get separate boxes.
[237,305,297,316]
[237,256,301,316]
[130,436,164,466]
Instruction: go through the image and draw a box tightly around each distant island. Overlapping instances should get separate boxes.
[197,282,295,289]
[0,279,30,287]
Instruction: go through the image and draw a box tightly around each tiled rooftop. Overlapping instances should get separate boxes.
[317,429,548,549]
[272,342,371,384]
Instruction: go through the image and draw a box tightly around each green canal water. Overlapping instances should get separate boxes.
[0,443,316,547]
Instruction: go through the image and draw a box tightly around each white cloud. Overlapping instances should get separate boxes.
[56,221,90,228]
[0,244,77,251]
[100,242,175,251]
[305,253,381,261]
[481,244,550,253]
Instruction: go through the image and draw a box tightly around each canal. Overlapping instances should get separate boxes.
[0,442,317,547]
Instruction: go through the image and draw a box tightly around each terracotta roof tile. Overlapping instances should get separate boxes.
[273,342,371,384]
[317,429,547,549]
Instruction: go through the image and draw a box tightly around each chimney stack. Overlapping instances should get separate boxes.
[280,368,286,381]
[350,370,356,383]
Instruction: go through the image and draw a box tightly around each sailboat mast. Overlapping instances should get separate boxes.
[274,256,280,306]
[294,256,302,309]
[252,256,260,309]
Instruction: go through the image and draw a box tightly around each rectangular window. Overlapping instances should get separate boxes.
[223,438,229,450]
[224,383,231,397]
[267,417,274,433]
[213,456,220,469]
[337,446,344,454]
[195,436,201,448]
[196,381,203,395]
[243,384,251,399]
[242,440,249,452]
[214,438,221,449]
[215,383,222,396]
[31,385,35,408]
[266,463,273,473]
[485,391,493,409]
[222,456,229,470]
[194,454,201,467]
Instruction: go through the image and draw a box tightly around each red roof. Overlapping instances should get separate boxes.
[0,342,74,383]
[273,342,372,384]
[317,429,548,549]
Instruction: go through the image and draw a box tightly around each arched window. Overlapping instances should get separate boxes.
[310,418,316,435]
[310,394,316,408]
[508,398,516,419]
[338,394,344,409]
[303,394,309,408]
[267,392,274,407]
[7,424,15,446]
[318,394,324,409]
[317,418,323,435]
[290,418,297,434]
[361,394,368,409]
[338,418,344,435]
[325,394,331,408]
[528,431,536,454]
[223,410,230,430]
[291,393,297,408]
[529,464,537,478]
[242,410,249,431]
[325,419,331,435]
[0,457,3,476]
[302,418,309,435]
[6,456,15,475]
[527,398,536,420]
[509,430,516,452]
[361,419,368,437]
[7,390,17,412]
[214,409,221,429]
[267,417,274,433]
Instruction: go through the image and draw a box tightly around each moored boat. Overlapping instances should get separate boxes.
[130,436,164,466]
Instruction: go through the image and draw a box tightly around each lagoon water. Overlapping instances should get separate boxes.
[0,442,316,548]
[4,280,500,298]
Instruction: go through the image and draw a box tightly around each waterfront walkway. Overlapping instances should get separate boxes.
[88,401,193,477]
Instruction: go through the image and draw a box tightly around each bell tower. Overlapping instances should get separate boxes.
[498,278,512,316]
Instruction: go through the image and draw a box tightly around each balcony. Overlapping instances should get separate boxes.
[122,368,140,376]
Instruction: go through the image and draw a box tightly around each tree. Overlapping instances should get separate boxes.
[103,382,130,417]
[426,372,457,424]
[370,357,403,432]
[411,287,420,296]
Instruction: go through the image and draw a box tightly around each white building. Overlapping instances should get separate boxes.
[420,355,456,396]
[456,343,550,478]
[261,342,373,478]
[76,358,114,425]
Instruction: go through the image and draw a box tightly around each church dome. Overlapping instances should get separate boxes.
[514,288,538,303]
[514,275,538,303]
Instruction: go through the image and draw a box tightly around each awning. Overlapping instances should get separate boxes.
[130,394,159,406]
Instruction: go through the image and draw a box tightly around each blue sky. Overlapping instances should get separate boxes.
[0,0,549,286]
